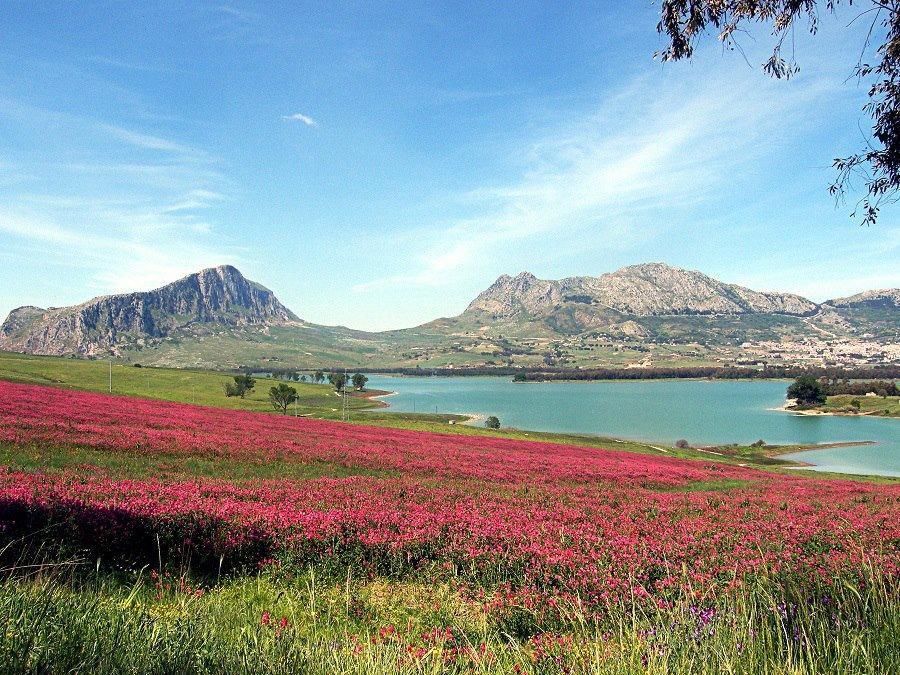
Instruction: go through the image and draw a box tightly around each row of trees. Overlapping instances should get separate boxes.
[367,365,900,381]
[222,370,371,414]
[327,372,368,392]
[268,372,368,414]
[823,380,898,397]
[788,376,899,407]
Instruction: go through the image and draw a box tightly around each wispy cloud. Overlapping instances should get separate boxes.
[0,96,235,305]
[282,112,317,126]
[164,188,227,213]
[0,206,238,295]
[356,63,837,292]
[97,123,201,156]
[85,55,186,75]
[200,4,272,46]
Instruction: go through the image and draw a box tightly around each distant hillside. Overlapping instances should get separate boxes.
[0,266,299,357]
[1,263,897,370]
[825,289,900,310]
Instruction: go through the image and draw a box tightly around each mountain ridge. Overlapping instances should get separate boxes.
[1,262,897,369]
[465,263,821,320]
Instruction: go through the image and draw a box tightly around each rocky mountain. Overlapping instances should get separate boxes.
[824,289,900,310]
[465,264,819,320]
[0,266,299,357]
[0,262,896,369]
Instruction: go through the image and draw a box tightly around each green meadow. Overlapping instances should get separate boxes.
[0,351,826,469]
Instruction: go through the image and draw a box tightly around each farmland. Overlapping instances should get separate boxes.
[0,376,897,673]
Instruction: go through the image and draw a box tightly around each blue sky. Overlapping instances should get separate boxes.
[1,2,897,331]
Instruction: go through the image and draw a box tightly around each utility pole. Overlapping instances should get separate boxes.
[108,358,112,393]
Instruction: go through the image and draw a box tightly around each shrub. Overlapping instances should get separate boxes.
[675,439,690,449]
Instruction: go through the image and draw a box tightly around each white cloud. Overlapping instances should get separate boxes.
[0,101,235,304]
[97,123,200,156]
[0,207,237,295]
[356,61,838,293]
[85,55,186,75]
[163,188,227,213]
[282,112,317,126]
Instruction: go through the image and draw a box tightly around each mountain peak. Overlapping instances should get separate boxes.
[0,266,298,357]
[462,262,819,321]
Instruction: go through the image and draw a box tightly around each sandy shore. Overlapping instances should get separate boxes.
[769,403,836,416]
[362,389,397,400]
[460,413,488,426]
[770,399,895,418]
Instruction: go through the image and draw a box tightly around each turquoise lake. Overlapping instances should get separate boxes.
[365,376,900,478]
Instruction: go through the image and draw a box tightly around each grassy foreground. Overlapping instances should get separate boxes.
[0,352,897,673]
[1,564,896,674]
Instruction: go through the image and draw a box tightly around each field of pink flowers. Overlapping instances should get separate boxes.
[0,380,897,618]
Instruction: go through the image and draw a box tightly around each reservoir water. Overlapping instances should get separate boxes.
[365,376,900,478]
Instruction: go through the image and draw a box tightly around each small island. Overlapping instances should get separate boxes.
[783,376,899,418]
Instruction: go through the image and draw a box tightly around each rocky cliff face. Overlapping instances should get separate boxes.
[0,266,299,356]
[465,263,819,319]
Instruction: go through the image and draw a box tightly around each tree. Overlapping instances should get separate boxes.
[328,372,348,392]
[224,374,255,398]
[235,374,255,396]
[313,370,325,384]
[675,439,690,449]
[657,1,900,224]
[787,375,828,406]
[268,383,298,414]
[485,415,501,429]
[351,373,368,390]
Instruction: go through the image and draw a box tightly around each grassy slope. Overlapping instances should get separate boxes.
[0,351,381,420]
[821,394,900,418]
[1,352,898,673]
[0,350,844,473]
[115,306,878,371]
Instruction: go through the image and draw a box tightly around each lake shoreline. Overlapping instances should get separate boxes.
[770,401,900,418]
[366,375,900,477]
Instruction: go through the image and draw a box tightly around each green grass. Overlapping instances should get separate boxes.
[0,351,379,420]
[821,395,900,418]
[0,563,895,674]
